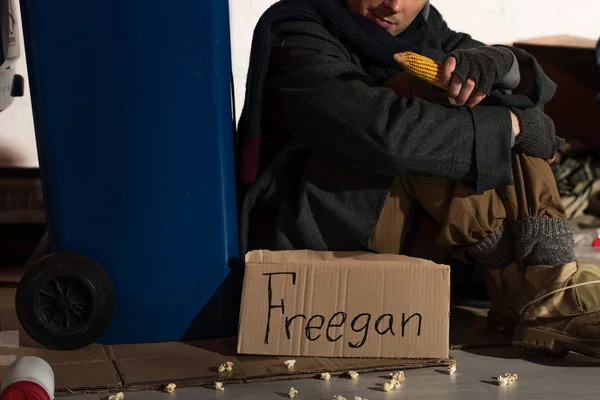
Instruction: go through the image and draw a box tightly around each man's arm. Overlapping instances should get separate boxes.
[429,5,556,107]
[266,21,514,193]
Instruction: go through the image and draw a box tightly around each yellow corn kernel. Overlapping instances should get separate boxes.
[393,51,448,91]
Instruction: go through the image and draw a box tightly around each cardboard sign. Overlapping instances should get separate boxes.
[237,250,450,359]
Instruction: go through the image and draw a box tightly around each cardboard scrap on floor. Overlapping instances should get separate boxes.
[0,337,447,394]
[111,338,449,389]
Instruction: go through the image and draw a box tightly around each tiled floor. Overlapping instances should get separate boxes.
[65,347,600,400]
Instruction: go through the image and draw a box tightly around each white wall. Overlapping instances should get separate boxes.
[433,0,600,45]
[2,0,599,167]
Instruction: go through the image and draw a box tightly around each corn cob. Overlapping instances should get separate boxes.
[393,51,448,91]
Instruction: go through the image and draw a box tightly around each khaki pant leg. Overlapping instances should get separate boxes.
[370,154,564,259]
[497,153,566,221]
[369,177,415,255]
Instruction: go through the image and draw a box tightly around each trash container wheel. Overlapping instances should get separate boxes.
[15,252,115,350]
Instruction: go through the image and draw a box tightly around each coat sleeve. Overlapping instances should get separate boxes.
[266,22,513,193]
[429,5,557,108]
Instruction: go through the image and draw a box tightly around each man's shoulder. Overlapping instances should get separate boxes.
[272,20,346,46]
[269,20,353,61]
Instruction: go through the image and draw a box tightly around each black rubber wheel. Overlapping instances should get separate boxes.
[15,252,115,350]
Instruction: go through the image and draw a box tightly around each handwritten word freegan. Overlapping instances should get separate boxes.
[263,272,422,349]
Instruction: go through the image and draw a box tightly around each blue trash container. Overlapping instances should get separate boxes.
[15,0,240,349]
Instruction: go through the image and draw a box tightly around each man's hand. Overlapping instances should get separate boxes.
[510,109,557,164]
[511,107,565,161]
[509,110,521,136]
[442,57,486,107]
[442,46,515,107]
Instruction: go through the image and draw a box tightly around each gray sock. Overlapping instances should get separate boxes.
[511,217,575,268]
[466,222,516,269]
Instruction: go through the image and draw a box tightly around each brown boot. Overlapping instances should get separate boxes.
[485,262,530,334]
[463,222,522,333]
[511,262,600,358]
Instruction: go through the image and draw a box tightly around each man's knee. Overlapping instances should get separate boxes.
[400,173,506,246]
[501,153,565,220]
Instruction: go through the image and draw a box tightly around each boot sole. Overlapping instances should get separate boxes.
[513,325,600,358]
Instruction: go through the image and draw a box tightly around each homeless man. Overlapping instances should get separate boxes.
[236,0,600,359]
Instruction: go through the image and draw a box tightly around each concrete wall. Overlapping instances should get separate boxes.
[2,0,599,167]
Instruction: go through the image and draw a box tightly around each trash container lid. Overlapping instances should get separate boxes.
[0,381,51,400]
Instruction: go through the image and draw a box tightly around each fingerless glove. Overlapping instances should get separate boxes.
[448,46,515,95]
[511,108,565,159]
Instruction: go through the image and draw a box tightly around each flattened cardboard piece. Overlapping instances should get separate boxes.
[0,344,120,390]
[109,340,244,388]
[53,361,120,390]
[0,360,120,391]
[239,358,447,384]
[513,35,600,151]
[238,250,450,359]
[109,337,448,389]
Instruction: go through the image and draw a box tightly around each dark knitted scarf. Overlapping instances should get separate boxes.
[237,0,430,185]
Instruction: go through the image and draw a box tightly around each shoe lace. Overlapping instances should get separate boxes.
[519,280,600,316]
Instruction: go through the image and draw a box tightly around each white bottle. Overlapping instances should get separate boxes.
[0,356,55,400]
